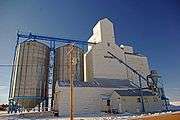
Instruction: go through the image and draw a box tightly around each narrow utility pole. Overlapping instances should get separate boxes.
[70,51,73,120]
[67,45,75,120]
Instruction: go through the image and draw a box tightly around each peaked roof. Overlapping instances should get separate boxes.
[114,89,154,96]
[99,18,113,24]
[58,78,136,88]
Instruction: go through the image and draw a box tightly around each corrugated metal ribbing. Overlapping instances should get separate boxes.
[54,44,84,83]
[9,41,50,108]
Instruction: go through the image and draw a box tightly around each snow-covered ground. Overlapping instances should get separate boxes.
[0,115,134,120]
[170,101,180,106]
[169,101,180,111]
[0,112,133,120]
[0,111,135,120]
[0,111,179,120]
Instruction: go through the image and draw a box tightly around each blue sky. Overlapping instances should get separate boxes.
[0,0,180,104]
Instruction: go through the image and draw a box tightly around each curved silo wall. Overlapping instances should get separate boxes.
[9,40,50,108]
[53,44,84,83]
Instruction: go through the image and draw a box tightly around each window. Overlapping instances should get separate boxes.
[107,42,110,47]
[153,97,158,102]
[107,100,110,106]
[137,98,141,103]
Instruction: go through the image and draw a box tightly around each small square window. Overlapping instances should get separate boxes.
[153,97,158,102]
[137,98,141,103]
[107,100,110,106]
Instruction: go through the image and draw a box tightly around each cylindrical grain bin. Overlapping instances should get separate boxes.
[9,40,50,108]
[53,44,84,83]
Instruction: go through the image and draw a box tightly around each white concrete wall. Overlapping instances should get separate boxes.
[54,86,164,115]
[111,92,163,113]
[89,42,127,80]
[55,86,119,116]
[84,18,127,81]
[84,18,150,87]
[144,96,163,113]
[125,54,150,87]
[89,18,115,44]
[84,49,93,82]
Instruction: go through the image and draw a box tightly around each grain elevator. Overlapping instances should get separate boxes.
[8,18,168,116]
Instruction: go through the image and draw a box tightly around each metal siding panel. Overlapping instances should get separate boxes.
[10,41,50,108]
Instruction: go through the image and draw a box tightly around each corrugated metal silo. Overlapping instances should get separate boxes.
[9,40,50,108]
[53,44,84,83]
